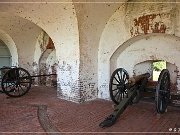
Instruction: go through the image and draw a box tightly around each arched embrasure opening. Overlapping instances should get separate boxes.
[0,30,18,67]
[134,60,178,93]
[153,60,166,81]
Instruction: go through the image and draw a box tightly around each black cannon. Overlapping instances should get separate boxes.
[0,67,56,97]
[99,68,170,128]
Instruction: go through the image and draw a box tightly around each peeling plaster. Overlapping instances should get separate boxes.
[130,13,169,36]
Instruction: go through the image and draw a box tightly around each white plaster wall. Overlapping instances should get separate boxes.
[46,50,57,73]
[98,4,130,99]
[134,61,153,78]
[166,62,177,85]
[39,49,54,69]
[34,31,49,66]
[74,3,121,102]
[46,50,57,86]
[33,40,41,75]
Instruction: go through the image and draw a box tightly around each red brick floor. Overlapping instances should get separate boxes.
[0,86,180,135]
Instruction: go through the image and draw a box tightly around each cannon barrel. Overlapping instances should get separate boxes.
[128,73,150,86]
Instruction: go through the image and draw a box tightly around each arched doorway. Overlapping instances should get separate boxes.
[39,49,57,86]
[0,39,11,68]
[33,32,57,87]
[37,37,57,87]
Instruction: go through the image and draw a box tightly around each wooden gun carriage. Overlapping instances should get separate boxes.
[0,67,56,97]
[99,68,172,128]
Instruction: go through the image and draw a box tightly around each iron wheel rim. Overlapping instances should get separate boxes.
[1,67,32,97]
[109,68,129,105]
[156,69,170,114]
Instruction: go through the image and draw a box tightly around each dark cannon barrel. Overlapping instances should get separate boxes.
[128,73,150,86]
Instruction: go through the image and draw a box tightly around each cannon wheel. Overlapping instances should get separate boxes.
[155,69,170,114]
[0,67,12,93]
[109,68,129,105]
[1,67,32,97]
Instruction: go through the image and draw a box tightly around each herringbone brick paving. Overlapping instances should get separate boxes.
[0,86,180,135]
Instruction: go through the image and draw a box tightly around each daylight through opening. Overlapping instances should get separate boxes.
[153,61,166,81]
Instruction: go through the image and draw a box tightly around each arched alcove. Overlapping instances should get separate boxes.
[39,48,57,86]
[111,34,180,95]
[33,31,53,84]
[0,30,18,66]
[99,33,180,100]
[0,39,11,68]
[34,33,57,86]
[46,50,57,87]
[115,34,180,76]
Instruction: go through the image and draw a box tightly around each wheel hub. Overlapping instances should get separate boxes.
[117,83,125,93]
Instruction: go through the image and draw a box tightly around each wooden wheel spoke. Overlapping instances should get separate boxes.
[114,90,120,98]
[114,76,120,84]
[122,73,126,82]
[19,84,26,92]
[117,72,122,83]
[16,86,21,96]
[112,88,118,91]
[119,70,123,80]
[116,92,121,102]
[20,72,27,78]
